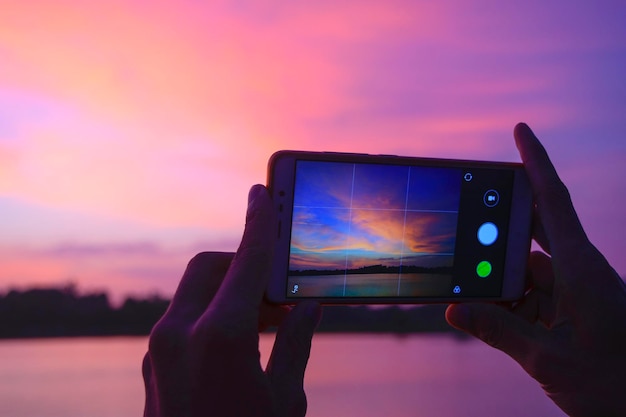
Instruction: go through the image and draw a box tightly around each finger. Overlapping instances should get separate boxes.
[448,304,591,400]
[514,123,588,255]
[445,303,545,365]
[531,206,551,254]
[512,289,555,327]
[528,251,555,294]
[266,301,322,417]
[164,252,235,322]
[142,352,153,390]
[259,302,290,332]
[142,353,158,417]
[211,185,276,317]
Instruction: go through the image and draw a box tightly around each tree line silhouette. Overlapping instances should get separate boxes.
[0,285,169,339]
[0,285,460,339]
[289,264,453,276]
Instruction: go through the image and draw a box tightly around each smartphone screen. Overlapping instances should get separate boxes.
[267,151,532,304]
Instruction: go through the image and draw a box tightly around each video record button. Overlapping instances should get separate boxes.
[483,189,500,207]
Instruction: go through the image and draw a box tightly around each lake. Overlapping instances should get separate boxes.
[0,334,566,417]
[288,273,451,297]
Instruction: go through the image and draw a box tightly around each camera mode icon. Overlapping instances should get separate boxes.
[483,189,500,207]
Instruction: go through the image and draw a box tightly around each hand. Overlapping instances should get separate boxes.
[142,185,322,417]
[446,123,626,417]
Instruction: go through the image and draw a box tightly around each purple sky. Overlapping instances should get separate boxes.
[0,0,624,300]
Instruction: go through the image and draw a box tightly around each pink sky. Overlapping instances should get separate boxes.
[1,0,625,300]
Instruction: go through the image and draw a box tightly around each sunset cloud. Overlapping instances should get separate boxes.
[1,0,624,297]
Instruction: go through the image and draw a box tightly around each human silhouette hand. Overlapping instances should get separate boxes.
[446,123,626,417]
[142,185,322,417]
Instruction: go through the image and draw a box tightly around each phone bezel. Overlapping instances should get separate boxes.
[266,150,532,304]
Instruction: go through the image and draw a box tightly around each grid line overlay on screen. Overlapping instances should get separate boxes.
[397,166,412,295]
[341,164,357,296]
[289,160,460,297]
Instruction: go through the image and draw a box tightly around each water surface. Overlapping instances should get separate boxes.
[0,334,565,417]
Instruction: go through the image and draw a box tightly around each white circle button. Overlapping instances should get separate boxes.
[478,222,498,246]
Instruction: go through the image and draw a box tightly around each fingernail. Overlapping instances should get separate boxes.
[248,185,263,204]
[447,304,472,329]
[246,185,264,220]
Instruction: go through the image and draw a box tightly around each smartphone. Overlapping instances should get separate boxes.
[266,151,532,304]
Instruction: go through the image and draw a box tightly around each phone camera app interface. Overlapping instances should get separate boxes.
[286,160,478,298]
[285,159,516,299]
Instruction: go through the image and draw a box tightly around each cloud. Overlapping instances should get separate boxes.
[0,240,204,300]
[37,242,162,258]
[1,0,625,295]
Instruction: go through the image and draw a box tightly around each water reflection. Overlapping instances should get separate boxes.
[0,337,147,417]
[299,334,564,417]
[0,335,565,417]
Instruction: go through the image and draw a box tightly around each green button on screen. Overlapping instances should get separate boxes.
[476,261,492,278]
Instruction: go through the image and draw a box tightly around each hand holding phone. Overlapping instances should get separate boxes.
[266,151,532,304]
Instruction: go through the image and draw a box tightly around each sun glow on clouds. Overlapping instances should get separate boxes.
[1,0,625,297]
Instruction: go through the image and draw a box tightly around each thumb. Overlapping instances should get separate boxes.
[446,303,543,365]
[266,301,322,417]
